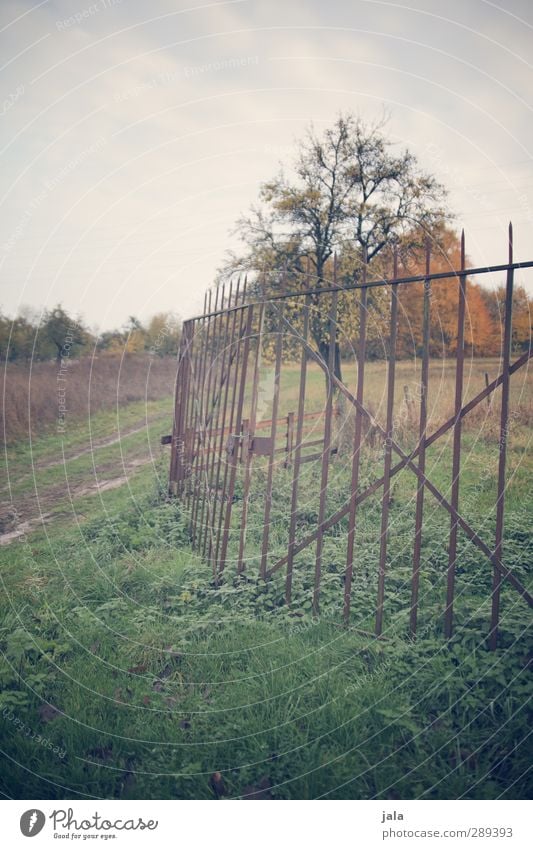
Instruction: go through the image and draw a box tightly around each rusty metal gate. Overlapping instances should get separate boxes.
[165,225,533,647]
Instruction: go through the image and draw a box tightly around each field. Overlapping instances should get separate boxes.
[256,356,533,430]
[0,356,531,799]
[1,353,178,444]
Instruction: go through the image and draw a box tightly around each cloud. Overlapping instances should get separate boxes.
[0,0,531,327]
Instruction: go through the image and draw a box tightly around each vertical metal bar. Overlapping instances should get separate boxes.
[259,303,284,580]
[208,280,241,566]
[169,329,187,493]
[343,251,368,623]
[410,239,432,638]
[197,286,222,546]
[237,303,265,574]
[199,284,225,556]
[188,292,208,492]
[202,281,234,559]
[444,230,466,640]
[184,290,208,500]
[285,412,295,468]
[191,292,214,547]
[375,246,399,636]
[177,323,195,497]
[179,322,196,498]
[189,290,213,543]
[285,295,310,604]
[239,418,249,465]
[314,261,338,614]
[185,315,206,515]
[489,223,514,650]
[213,287,245,571]
[219,304,255,574]
[181,323,196,507]
[185,297,207,513]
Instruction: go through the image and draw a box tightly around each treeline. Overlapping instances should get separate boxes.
[392,229,531,358]
[254,227,532,362]
[0,306,182,363]
[395,279,531,359]
[219,113,532,366]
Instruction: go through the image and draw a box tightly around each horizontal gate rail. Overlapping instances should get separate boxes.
[187,260,533,322]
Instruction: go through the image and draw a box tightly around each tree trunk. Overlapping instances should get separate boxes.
[318,338,343,385]
[311,260,343,389]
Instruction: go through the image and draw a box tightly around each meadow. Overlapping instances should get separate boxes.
[0,355,531,799]
[1,353,178,444]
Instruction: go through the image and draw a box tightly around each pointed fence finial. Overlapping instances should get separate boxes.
[460,229,465,272]
[393,243,398,279]
[508,221,513,264]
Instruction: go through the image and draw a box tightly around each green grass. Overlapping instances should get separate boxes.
[0,391,531,800]
[1,396,174,538]
[254,356,533,423]
[3,395,174,474]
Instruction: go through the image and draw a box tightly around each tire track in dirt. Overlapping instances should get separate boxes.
[1,418,171,545]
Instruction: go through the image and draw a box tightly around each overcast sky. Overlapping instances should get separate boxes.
[0,0,532,332]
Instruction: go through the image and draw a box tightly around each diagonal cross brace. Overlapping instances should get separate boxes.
[269,314,532,606]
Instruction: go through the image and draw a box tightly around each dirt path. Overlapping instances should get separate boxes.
[1,418,170,545]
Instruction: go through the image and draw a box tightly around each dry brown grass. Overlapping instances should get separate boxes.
[270,356,533,451]
[1,354,178,444]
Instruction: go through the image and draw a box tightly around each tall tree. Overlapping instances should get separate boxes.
[220,113,448,378]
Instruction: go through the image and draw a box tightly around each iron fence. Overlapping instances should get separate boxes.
[164,225,533,647]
